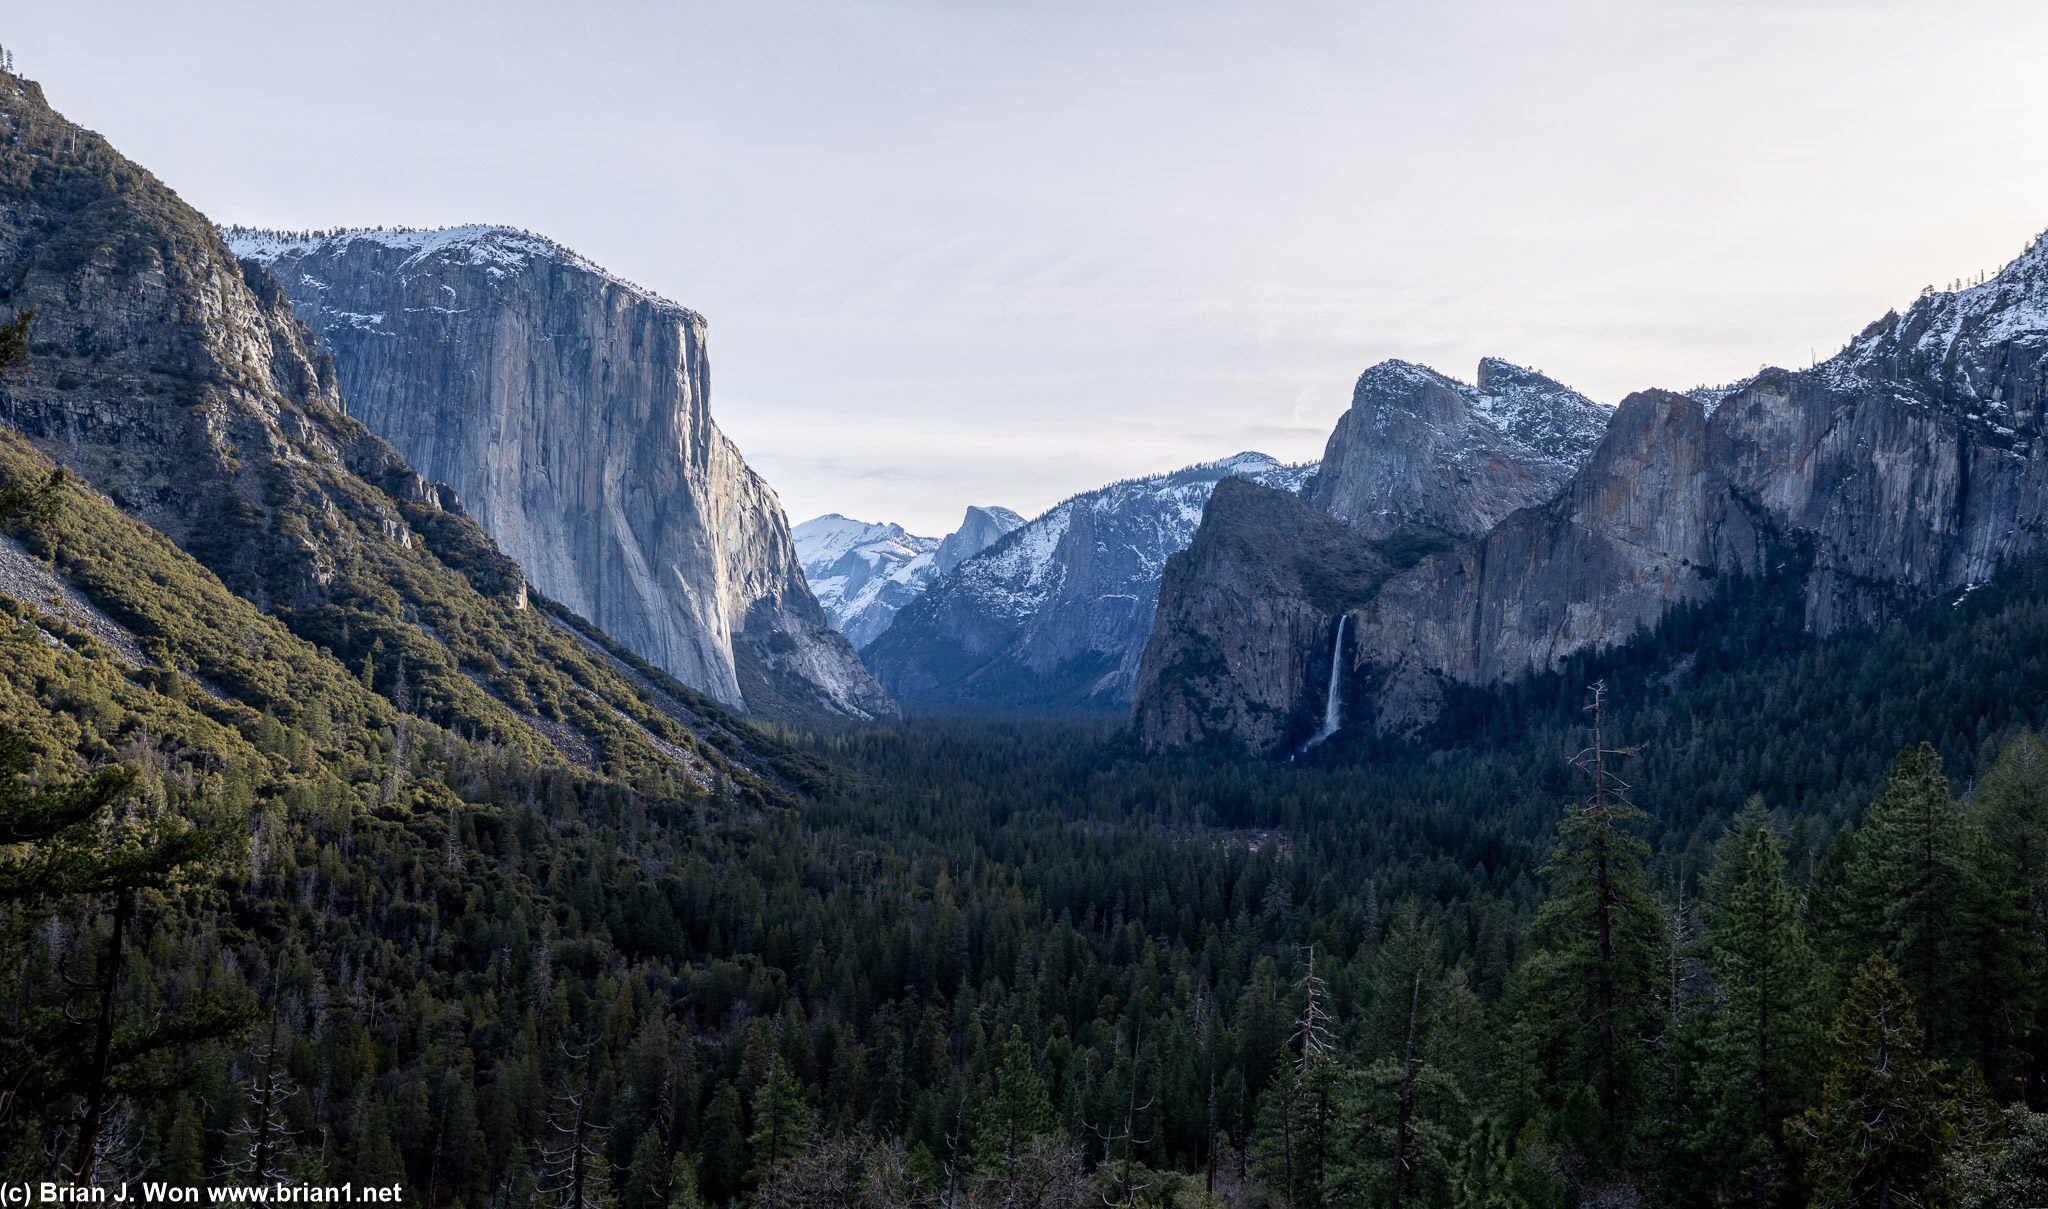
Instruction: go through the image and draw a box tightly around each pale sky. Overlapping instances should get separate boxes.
[7,1,2046,534]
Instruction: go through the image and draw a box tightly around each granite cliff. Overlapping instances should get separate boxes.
[1134,360,1609,751]
[1303,357,1608,540]
[0,67,806,781]
[226,226,892,722]
[864,452,1313,711]
[1139,235,2048,753]
[1353,242,2048,734]
[1129,478,1401,754]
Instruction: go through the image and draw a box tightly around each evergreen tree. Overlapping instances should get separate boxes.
[747,1055,811,1202]
[0,727,244,1179]
[1973,729,2048,1100]
[696,1081,745,1207]
[0,306,34,380]
[971,1034,1058,1171]
[1790,956,1955,1209]
[1252,947,1339,1208]
[1518,685,1668,1167]
[1834,745,1968,1051]
[1694,796,1824,1209]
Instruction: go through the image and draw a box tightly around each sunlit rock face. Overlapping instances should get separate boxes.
[230,226,893,720]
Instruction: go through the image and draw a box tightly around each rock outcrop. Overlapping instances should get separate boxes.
[227,226,892,721]
[1351,245,2048,732]
[932,506,1027,577]
[864,453,1313,711]
[1130,479,1399,753]
[1303,358,1608,540]
[0,75,471,612]
[0,67,815,781]
[795,505,1023,649]
[1133,359,1610,752]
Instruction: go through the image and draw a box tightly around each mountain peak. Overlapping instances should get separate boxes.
[1814,227,2048,447]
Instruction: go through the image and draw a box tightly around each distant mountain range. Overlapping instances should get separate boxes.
[794,506,1024,649]
[862,452,1313,711]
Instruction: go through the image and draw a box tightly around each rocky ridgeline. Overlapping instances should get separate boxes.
[1137,238,2048,754]
[864,453,1314,711]
[1302,357,1607,539]
[227,226,893,721]
[1354,241,2048,736]
[1134,360,1609,752]
[795,505,1024,649]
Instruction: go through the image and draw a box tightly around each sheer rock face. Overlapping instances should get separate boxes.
[1130,479,1396,754]
[1133,359,1609,752]
[228,227,892,720]
[863,453,1314,711]
[1303,358,1609,539]
[1350,237,2048,735]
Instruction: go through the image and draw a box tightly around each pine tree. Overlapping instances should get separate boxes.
[1973,729,2048,1100]
[1790,956,1955,1209]
[1835,745,1968,1052]
[746,1055,811,1204]
[1519,684,1668,1165]
[1253,947,1339,1208]
[696,1081,745,1207]
[0,727,244,1179]
[1328,903,1474,1209]
[1695,796,1824,1209]
[222,1007,301,1186]
[971,1033,1058,1171]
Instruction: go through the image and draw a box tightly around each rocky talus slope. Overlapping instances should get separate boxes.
[1134,360,1610,752]
[226,226,891,722]
[1350,242,2048,734]
[795,504,1023,649]
[864,453,1313,711]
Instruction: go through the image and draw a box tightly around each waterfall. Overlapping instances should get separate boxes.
[1306,613,1349,748]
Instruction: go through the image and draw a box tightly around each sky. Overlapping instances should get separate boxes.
[5,1,2046,534]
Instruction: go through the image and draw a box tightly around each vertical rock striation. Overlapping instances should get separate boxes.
[227,227,893,721]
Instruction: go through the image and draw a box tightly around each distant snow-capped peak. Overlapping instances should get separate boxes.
[794,505,1022,649]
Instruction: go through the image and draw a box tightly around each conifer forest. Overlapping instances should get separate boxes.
[0,30,2045,1209]
[2,419,2047,1207]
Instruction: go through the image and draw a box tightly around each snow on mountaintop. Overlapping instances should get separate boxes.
[794,506,1024,650]
[1347,358,1611,467]
[223,225,691,317]
[793,514,935,572]
[862,451,1319,707]
[1470,357,1613,461]
[1809,228,2048,448]
[945,451,1316,620]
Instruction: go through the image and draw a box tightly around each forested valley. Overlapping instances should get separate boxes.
[1,424,2046,1209]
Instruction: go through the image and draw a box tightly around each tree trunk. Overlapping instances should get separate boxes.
[70,892,130,1182]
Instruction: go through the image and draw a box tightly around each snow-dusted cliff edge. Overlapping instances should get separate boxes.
[228,226,893,720]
